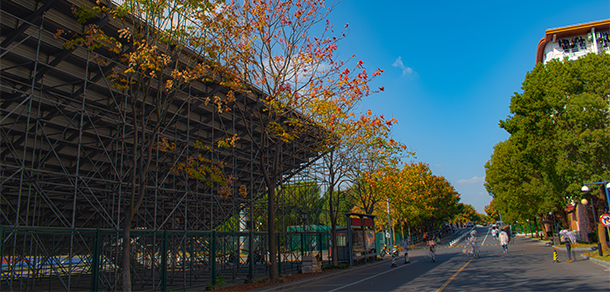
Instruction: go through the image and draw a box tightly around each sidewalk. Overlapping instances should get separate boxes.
[580,254,610,268]
[520,235,610,268]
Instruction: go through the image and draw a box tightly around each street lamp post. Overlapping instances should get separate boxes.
[582,180,610,256]
[582,180,610,212]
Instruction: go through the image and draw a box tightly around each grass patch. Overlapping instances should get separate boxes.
[573,242,599,248]
[554,242,597,248]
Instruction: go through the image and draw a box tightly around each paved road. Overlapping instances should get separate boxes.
[281,227,610,291]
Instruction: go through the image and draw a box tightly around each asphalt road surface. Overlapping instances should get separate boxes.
[282,227,610,292]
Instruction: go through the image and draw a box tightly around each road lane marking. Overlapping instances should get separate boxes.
[482,227,490,245]
[326,260,418,292]
[435,259,471,292]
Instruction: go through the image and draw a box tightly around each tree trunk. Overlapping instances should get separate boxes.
[123,102,138,292]
[268,185,278,280]
[329,190,338,266]
[598,223,610,252]
[122,212,132,292]
[331,224,338,266]
[263,141,280,281]
[533,217,541,239]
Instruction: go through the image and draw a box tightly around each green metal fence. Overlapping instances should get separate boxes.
[0,227,330,291]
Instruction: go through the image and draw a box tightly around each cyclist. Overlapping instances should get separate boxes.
[380,244,389,257]
[427,238,437,262]
[467,230,478,257]
[401,239,410,263]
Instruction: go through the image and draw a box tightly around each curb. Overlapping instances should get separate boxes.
[551,245,596,252]
[580,254,610,268]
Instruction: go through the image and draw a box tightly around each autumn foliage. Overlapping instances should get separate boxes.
[57,0,471,287]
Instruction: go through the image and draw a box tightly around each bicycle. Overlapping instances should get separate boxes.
[379,244,399,258]
[464,242,480,258]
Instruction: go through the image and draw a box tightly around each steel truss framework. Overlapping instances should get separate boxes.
[0,0,331,290]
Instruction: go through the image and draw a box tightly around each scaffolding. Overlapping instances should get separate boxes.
[0,0,330,290]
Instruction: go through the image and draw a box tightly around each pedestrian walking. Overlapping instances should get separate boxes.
[565,239,572,263]
[499,230,509,253]
[427,239,437,262]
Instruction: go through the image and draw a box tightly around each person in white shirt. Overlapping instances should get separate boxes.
[499,230,509,253]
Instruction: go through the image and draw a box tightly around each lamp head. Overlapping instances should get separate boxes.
[581,185,590,192]
[581,198,588,205]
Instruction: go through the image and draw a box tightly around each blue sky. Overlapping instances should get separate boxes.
[326,0,609,213]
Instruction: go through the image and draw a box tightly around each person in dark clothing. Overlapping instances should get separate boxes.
[565,239,572,263]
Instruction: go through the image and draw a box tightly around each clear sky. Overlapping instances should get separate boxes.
[326,0,609,213]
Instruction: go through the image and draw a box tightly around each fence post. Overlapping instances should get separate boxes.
[318,232,322,254]
[161,230,168,291]
[211,231,216,286]
[300,232,304,261]
[277,233,281,275]
[90,229,101,291]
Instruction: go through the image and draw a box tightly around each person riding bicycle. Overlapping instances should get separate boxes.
[468,230,478,253]
[401,239,410,263]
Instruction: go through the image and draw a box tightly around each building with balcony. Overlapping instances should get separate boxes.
[536,19,610,64]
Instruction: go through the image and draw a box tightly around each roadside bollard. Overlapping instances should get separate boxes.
[404,250,410,263]
[553,250,559,263]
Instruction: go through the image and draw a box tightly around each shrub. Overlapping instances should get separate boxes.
[323,264,348,271]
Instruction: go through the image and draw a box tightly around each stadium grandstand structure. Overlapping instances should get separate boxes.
[0,0,329,290]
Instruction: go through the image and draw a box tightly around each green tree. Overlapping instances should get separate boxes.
[454,203,479,225]
[277,181,325,229]
[484,199,499,223]
[489,52,609,245]
[389,162,460,233]
[484,139,552,224]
